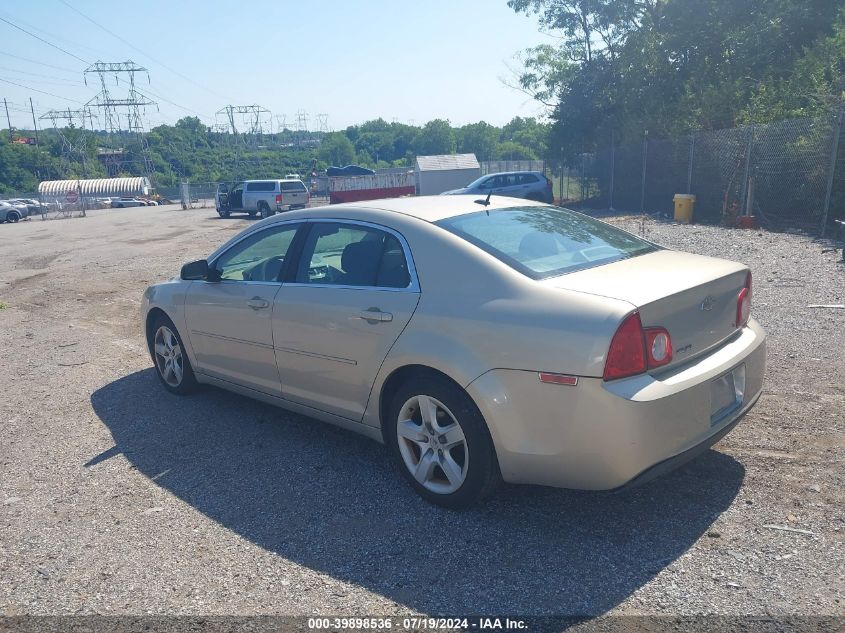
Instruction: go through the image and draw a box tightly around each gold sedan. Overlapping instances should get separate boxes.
[142,196,766,508]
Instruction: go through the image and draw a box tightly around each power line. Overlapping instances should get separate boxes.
[0,15,89,64]
[0,50,79,73]
[57,0,226,100]
[142,85,209,119]
[0,77,85,103]
[0,66,84,85]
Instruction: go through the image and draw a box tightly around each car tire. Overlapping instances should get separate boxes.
[258,202,272,219]
[387,375,500,509]
[218,208,230,218]
[7,211,20,223]
[149,314,197,395]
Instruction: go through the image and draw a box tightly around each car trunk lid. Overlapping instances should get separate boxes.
[541,250,749,369]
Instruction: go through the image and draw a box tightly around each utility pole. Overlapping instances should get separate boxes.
[821,109,843,237]
[740,123,754,217]
[29,98,39,146]
[609,130,616,211]
[640,129,649,213]
[4,98,12,142]
[687,132,696,194]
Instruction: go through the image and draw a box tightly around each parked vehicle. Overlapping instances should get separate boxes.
[8,198,48,216]
[111,197,148,208]
[215,179,310,219]
[442,170,554,203]
[142,196,766,508]
[0,200,30,223]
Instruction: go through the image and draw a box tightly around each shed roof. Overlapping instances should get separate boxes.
[415,153,479,172]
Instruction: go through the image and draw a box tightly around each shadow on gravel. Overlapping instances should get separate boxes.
[91,369,745,616]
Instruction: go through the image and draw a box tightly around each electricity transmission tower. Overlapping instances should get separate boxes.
[295,110,309,147]
[316,113,329,134]
[83,61,158,178]
[215,104,272,145]
[39,108,97,178]
[83,60,158,178]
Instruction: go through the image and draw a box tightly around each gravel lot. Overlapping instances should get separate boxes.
[0,204,843,617]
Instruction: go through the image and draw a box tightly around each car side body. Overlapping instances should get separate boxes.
[442,170,554,204]
[0,200,30,223]
[111,197,147,208]
[142,196,765,504]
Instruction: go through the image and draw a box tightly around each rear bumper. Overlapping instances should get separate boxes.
[610,388,759,491]
[466,319,766,490]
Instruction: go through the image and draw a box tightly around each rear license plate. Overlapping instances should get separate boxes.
[710,364,746,425]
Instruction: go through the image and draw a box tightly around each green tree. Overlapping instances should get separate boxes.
[457,121,499,162]
[318,133,356,166]
[413,119,457,156]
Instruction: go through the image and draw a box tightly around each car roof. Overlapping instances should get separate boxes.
[482,170,543,177]
[294,195,538,224]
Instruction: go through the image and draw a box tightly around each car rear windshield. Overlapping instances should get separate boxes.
[280,181,307,192]
[436,206,658,279]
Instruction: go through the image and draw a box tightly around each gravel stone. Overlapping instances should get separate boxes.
[0,206,842,616]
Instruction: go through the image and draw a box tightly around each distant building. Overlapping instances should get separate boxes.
[415,153,480,195]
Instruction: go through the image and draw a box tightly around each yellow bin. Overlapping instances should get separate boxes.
[673,193,696,223]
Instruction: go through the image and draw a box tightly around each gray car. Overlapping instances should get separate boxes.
[442,171,554,203]
[0,200,30,223]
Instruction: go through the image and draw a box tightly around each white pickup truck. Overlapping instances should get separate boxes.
[215,179,310,218]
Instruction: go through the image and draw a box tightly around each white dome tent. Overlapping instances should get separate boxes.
[38,177,151,198]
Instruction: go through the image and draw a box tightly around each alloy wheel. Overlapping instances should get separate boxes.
[154,325,184,387]
[396,395,469,494]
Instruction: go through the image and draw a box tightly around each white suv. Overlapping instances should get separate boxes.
[216,179,310,218]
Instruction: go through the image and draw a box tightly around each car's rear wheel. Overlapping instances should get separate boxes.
[7,211,20,223]
[258,202,272,219]
[150,315,197,395]
[387,376,500,508]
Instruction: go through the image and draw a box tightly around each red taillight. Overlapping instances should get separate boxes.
[736,271,752,327]
[604,313,647,380]
[275,194,282,204]
[604,312,674,381]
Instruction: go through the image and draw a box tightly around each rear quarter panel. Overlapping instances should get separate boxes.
[358,212,634,429]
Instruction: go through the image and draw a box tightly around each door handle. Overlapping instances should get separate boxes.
[247,297,270,310]
[357,308,393,323]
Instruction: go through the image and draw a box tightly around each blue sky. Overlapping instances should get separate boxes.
[0,0,550,132]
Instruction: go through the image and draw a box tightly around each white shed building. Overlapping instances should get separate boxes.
[38,177,151,198]
[415,154,480,195]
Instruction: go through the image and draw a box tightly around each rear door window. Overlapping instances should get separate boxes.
[280,181,307,192]
[296,223,411,288]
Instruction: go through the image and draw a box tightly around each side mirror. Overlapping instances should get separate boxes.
[180,259,209,280]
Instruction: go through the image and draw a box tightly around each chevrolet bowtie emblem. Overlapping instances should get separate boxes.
[700,296,716,311]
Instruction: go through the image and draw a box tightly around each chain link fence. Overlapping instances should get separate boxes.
[556,112,844,235]
[481,160,546,175]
